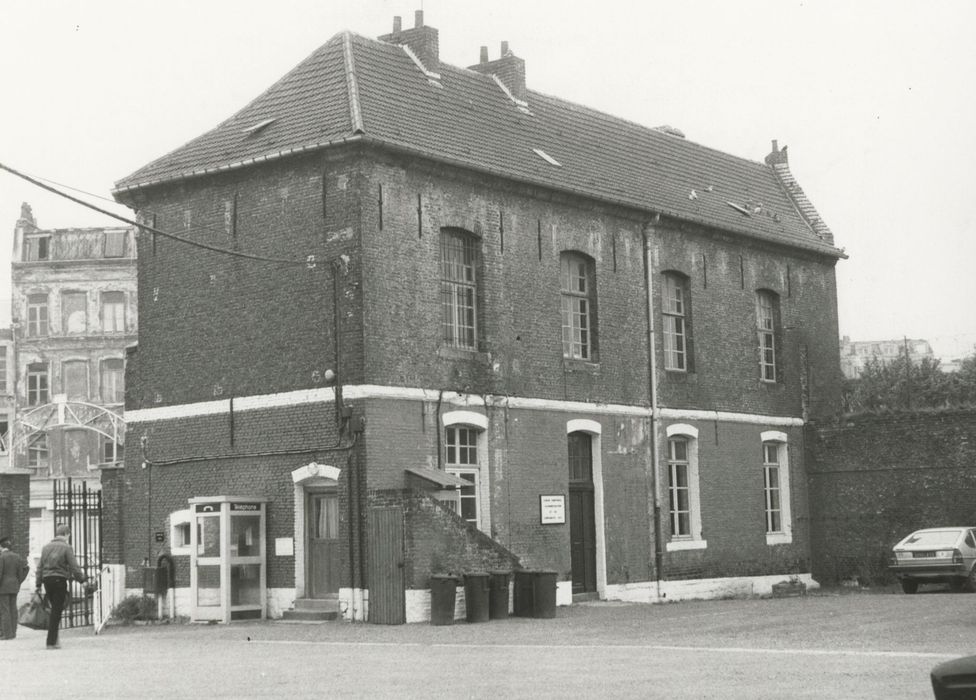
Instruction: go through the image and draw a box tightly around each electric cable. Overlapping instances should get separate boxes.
[0,160,315,267]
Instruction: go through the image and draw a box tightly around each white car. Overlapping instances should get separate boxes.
[889,527,976,594]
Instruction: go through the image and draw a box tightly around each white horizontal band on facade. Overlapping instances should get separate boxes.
[125,383,803,428]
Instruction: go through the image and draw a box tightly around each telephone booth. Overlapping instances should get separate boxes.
[189,496,269,623]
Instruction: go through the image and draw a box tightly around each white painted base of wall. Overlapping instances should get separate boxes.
[122,573,799,626]
[556,581,572,606]
[338,587,368,622]
[604,573,819,604]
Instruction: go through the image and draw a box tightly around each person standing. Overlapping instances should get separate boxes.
[35,524,87,649]
[0,535,30,640]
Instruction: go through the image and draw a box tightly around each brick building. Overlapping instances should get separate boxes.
[112,13,845,622]
[9,203,137,564]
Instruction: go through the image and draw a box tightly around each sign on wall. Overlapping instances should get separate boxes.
[539,495,566,525]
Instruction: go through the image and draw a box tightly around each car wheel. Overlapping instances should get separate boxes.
[968,567,976,593]
[949,578,965,593]
[901,579,919,594]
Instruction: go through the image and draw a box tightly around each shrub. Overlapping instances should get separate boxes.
[110,595,157,624]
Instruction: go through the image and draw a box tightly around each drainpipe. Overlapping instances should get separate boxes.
[642,220,664,596]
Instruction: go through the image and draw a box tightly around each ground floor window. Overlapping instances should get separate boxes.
[664,423,706,551]
[761,431,793,545]
[442,411,489,529]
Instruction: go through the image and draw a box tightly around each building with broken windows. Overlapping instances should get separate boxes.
[10,204,136,559]
[110,12,845,623]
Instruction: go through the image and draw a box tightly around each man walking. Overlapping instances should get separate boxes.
[36,524,87,649]
[0,535,30,639]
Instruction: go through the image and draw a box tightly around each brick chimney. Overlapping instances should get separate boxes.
[764,139,789,165]
[469,41,526,102]
[379,10,439,71]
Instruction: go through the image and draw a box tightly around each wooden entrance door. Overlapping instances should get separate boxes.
[307,491,340,598]
[568,432,597,594]
[367,506,406,624]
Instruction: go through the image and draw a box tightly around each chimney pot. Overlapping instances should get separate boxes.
[415,9,423,28]
[771,139,778,152]
[480,46,488,64]
[501,40,509,56]
[393,16,401,33]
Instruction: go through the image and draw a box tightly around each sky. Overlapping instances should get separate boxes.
[1,0,974,361]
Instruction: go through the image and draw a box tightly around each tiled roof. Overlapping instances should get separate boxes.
[115,31,841,257]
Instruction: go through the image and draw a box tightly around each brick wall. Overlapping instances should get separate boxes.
[123,148,367,410]
[119,399,356,589]
[0,473,30,555]
[661,420,810,580]
[653,226,842,420]
[807,409,976,584]
[368,488,520,588]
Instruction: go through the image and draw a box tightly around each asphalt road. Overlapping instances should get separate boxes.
[3,587,971,699]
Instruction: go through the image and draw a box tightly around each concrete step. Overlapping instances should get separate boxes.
[294,597,339,612]
[280,597,340,622]
[280,609,338,622]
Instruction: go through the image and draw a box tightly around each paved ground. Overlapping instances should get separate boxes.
[2,587,971,698]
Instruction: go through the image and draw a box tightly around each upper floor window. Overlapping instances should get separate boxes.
[104,229,126,258]
[25,235,50,261]
[101,292,126,333]
[27,294,49,337]
[560,252,596,361]
[100,358,124,404]
[440,229,479,350]
[0,346,7,394]
[28,434,49,469]
[62,360,89,401]
[662,272,691,371]
[756,290,780,382]
[27,363,49,405]
[62,291,87,334]
[0,416,8,454]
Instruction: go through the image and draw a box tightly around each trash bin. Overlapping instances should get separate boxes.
[429,575,460,626]
[488,570,511,620]
[513,570,558,619]
[463,572,490,623]
[532,570,558,619]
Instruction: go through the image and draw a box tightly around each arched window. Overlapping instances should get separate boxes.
[443,411,489,528]
[440,229,480,349]
[761,431,792,544]
[560,252,597,361]
[662,272,692,371]
[665,423,706,551]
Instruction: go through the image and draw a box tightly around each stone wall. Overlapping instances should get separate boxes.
[807,408,976,584]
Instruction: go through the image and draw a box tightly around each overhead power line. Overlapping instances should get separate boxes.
[0,160,314,267]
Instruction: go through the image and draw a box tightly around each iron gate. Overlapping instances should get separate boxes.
[53,478,102,628]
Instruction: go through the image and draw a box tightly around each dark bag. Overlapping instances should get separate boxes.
[18,591,50,630]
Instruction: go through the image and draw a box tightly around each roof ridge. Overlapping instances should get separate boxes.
[342,31,365,134]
